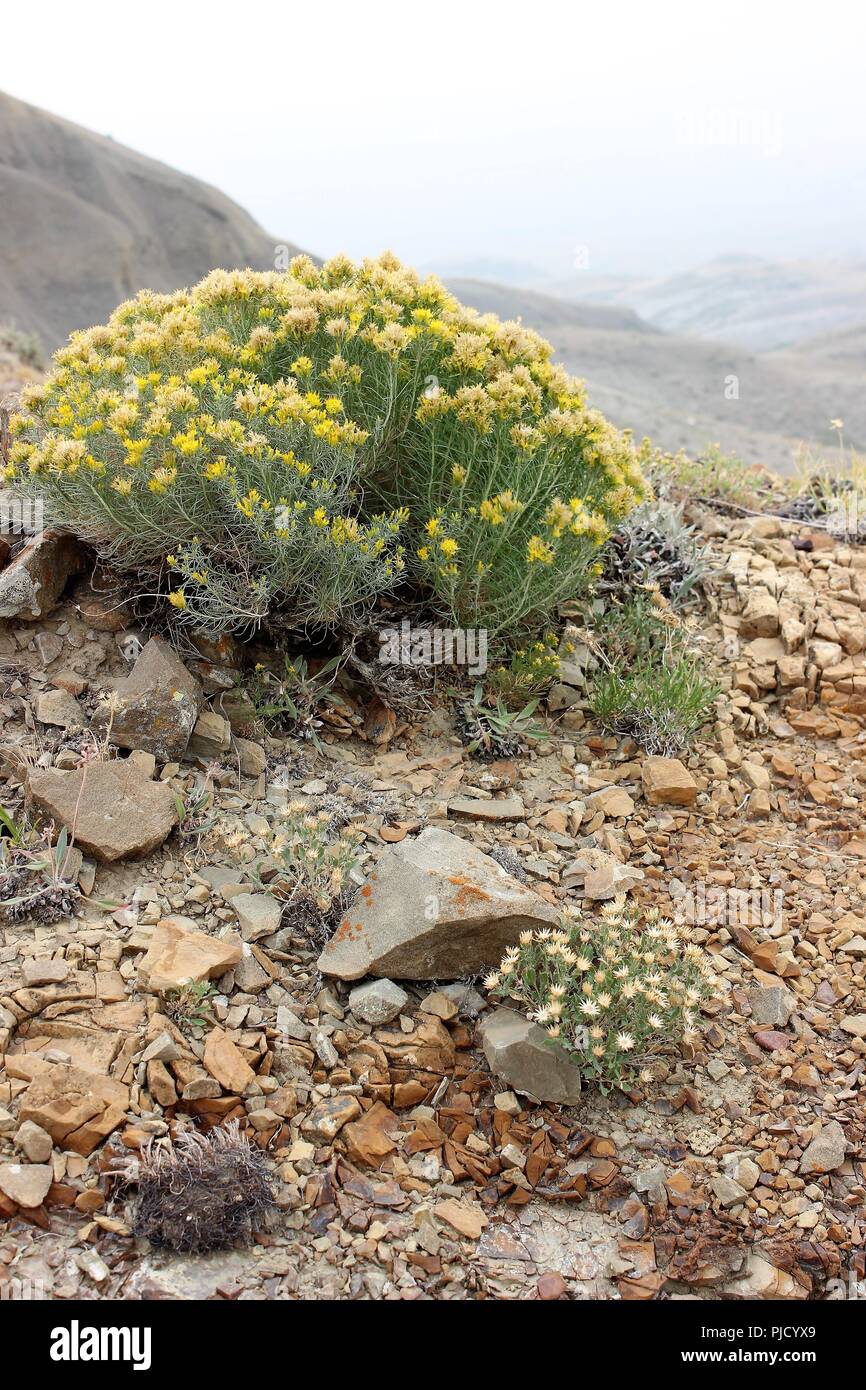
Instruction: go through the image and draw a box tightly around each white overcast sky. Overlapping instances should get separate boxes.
[5,0,866,278]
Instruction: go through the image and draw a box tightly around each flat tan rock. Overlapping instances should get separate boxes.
[26,759,178,863]
[641,756,698,806]
[434,1198,488,1239]
[203,1027,256,1094]
[136,917,241,992]
[18,1064,129,1156]
[0,1162,53,1208]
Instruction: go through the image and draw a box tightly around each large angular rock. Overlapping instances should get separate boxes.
[203,1027,256,1094]
[231,892,281,942]
[738,589,779,639]
[317,827,558,981]
[101,637,202,761]
[641,756,698,806]
[0,1162,53,1208]
[26,759,178,863]
[349,979,409,1025]
[18,1064,129,1156]
[136,916,242,992]
[798,1120,847,1175]
[0,530,86,620]
[723,1252,807,1300]
[480,1007,582,1105]
[748,984,793,1028]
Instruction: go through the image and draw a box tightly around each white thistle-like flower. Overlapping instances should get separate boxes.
[616,1031,635,1051]
[483,972,500,990]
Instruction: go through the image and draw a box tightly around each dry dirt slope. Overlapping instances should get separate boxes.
[0,90,304,347]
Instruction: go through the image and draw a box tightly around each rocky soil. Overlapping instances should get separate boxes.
[0,508,864,1303]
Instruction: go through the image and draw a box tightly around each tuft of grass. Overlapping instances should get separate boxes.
[591,656,718,756]
[643,441,773,510]
[588,594,718,755]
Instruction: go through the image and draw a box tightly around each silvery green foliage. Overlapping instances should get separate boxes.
[603,498,714,608]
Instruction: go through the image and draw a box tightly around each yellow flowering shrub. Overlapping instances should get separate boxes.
[8,252,647,637]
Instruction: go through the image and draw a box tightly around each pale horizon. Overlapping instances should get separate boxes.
[5,0,866,280]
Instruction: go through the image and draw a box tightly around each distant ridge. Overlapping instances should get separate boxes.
[0,89,304,348]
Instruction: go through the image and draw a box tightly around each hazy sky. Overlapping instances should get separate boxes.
[5,0,866,279]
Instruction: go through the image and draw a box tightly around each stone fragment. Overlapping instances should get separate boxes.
[318,827,557,981]
[26,760,178,863]
[419,989,459,1021]
[747,789,771,819]
[641,757,698,806]
[726,1252,807,1300]
[537,1272,568,1300]
[186,711,231,759]
[434,1198,488,1239]
[448,795,525,822]
[0,531,85,620]
[563,848,644,900]
[739,589,779,639]
[587,785,635,818]
[136,916,241,991]
[203,1027,256,1094]
[14,1120,53,1163]
[234,737,267,777]
[740,760,770,790]
[748,985,793,1028]
[102,638,202,761]
[480,1007,582,1105]
[18,1065,128,1156]
[711,1175,748,1208]
[301,1095,361,1142]
[348,979,409,1026]
[21,959,69,987]
[798,1121,847,1175]
[0,1162,53,1208]
[35,688,83,730]
[231,892,281,942]
[343,1101,400,1167]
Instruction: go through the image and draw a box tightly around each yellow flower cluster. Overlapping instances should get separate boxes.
[8,251,647,638]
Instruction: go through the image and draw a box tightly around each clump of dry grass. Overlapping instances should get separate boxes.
[118,1123,276,1253]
